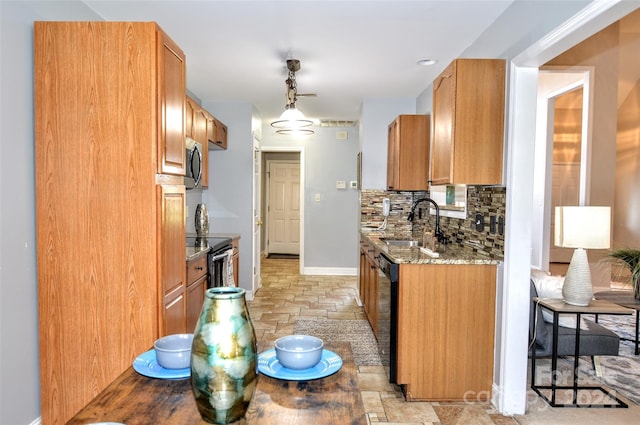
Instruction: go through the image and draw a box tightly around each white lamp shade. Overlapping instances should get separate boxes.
[554,206,611,249]
[271,106,313,129]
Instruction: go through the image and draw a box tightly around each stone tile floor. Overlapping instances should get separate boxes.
[247,257,519,425]
[248,257,640,424]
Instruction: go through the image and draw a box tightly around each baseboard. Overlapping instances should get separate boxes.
[302,266,357,276]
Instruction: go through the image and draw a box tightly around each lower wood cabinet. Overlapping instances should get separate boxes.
[186,255,208,332]
[359,239,379,336]
[396,263,497,401]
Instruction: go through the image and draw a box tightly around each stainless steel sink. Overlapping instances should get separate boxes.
[380,238,422,247]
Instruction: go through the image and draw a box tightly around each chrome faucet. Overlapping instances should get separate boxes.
[408,197,448,244]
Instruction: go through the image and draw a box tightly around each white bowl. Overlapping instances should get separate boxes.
[274,335,324,370]
[153,333,193,369]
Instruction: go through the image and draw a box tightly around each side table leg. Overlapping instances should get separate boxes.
[636,310,640,356]
[573,313,582,405]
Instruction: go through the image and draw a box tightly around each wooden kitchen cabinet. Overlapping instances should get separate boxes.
[186,255,208,332]
[396,263,496,401]
[160,183,187,335]
[35,22,186,424]
[431,59,505,185]
[185,95,196,138]
[208,114,228,150]
[192,102,209,187]
[387,114,430,191]
[359,238,379,336]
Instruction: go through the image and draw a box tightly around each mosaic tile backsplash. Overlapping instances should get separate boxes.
[361,186,506,259]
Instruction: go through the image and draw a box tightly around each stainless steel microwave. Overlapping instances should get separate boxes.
[185,137,202,189]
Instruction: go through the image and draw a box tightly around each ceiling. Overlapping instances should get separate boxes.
[83,0,517,124]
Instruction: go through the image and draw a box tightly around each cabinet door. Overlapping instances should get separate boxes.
[387,115,430,191]
[397,264,496,401]
[193,108,209,187]
[431,59,505,185]
[158,183,187,336]
[185,96,195,139]
[215,118,228,149]
[431,62,456,185]
[186,275,207,332]
[158,29,186,176]
[386,119,400,190]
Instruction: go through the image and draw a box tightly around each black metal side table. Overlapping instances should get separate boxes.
[531,297,633,408]
[594,290,640,355]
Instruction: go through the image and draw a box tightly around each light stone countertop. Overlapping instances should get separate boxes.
[361,230,501,265]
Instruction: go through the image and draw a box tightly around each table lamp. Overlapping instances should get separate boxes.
[554,206,611,306]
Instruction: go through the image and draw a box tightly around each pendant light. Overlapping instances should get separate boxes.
[271,59,314,135]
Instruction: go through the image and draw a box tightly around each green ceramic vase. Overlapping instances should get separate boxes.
[191,287,257,424]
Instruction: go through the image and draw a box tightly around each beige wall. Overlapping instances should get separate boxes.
[545,10,640,251]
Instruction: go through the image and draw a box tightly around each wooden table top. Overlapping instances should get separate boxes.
[534,297,634,315]
[67,341,366,425]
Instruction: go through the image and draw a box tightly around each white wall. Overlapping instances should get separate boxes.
[359,98,416,190]
[201,102,256,292]
[260,125,361,271]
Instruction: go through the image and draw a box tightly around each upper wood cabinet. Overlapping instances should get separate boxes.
[431,59,506,185]
[190,100,209,187]
[185,96,196,139]
[387,115,430,191]
[208,114,228,150]
[35,22,186,424]
[158,30,187,176]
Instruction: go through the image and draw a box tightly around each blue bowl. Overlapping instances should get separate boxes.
[274,335,324,370]
[154,333,193,369]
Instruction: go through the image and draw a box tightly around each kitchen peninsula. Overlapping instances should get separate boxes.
[360,230,499,402]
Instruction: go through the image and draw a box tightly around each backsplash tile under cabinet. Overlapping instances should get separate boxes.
[360,186,506,260]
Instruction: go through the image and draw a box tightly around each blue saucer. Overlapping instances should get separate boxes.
[257,348,342,380]
[132,349,190,380]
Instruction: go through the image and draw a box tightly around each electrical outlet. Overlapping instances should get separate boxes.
[475,213,485,232]
[490,215,497,234]
[498,216,505,235]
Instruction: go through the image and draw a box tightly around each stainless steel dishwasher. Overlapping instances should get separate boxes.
[377,252,399,384]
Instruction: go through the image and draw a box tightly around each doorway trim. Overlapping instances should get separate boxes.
[532,67,595,270]
[497,0,636,416]
[261,146,305,275]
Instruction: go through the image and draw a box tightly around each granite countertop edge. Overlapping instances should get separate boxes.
[186,233,241,261]
[360,229,500,265]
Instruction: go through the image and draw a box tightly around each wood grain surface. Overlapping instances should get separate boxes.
[67,342,366,425]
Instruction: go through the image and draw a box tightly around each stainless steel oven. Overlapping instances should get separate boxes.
[187,236,233,287]
[378,252,399,383]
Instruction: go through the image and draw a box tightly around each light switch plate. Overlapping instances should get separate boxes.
[336,180,346,189]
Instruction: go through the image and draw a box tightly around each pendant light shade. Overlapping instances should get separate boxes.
[271,59,315,135]
[271,105,313,129]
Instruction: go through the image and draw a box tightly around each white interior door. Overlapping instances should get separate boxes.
[267,161,300,255]
[252,136,262,294]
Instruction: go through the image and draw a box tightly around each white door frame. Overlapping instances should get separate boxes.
[497,0,635,415]
[252,133,262,297]
[261,146,305,275]
[532,67,595,271]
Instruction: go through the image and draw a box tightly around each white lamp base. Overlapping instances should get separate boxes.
[562,248,593,306]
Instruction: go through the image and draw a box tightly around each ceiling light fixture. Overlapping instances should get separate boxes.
[271,59,314,134]
[417,59,437,66]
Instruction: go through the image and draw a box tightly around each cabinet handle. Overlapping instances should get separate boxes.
[196,266,204,271]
